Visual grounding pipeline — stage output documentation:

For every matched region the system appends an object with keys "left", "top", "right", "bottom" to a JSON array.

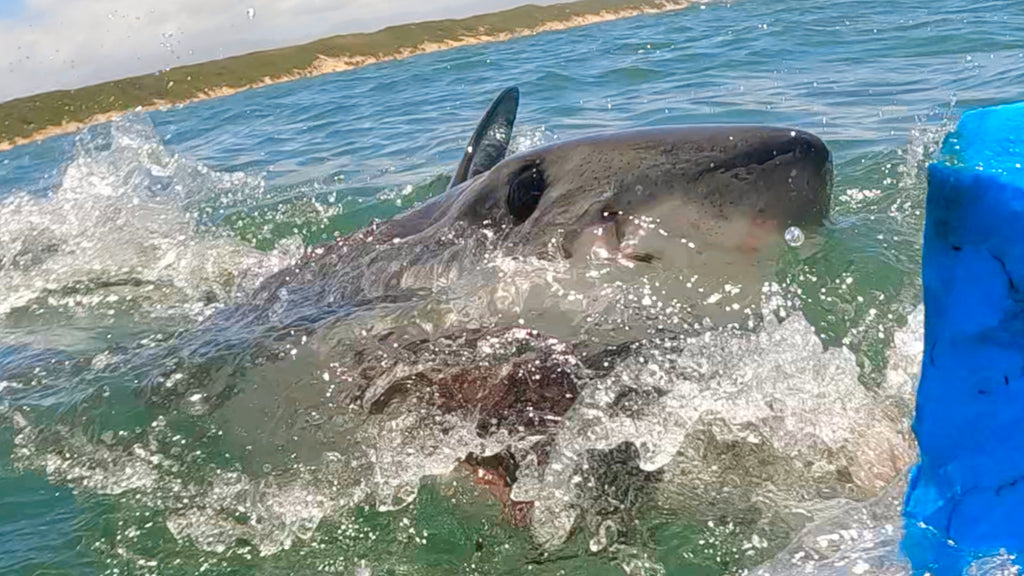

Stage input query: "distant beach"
[{"left": 0, "top": 0, "right": 692, "bottom": 152}]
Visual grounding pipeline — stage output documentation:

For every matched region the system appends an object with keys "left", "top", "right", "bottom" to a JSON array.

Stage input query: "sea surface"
[{"left": 2, "top": 0, "right": 1024, "bottom": 574}]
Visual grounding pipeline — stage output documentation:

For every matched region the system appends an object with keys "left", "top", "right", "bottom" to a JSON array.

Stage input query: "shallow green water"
[{"left": 1, "top": 0, "right": 1023, "bottom": 574}]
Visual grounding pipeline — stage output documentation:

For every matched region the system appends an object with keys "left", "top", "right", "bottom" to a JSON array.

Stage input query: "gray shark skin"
[{"left": 248, "top": 87, "right": 833, "bottom": 325}]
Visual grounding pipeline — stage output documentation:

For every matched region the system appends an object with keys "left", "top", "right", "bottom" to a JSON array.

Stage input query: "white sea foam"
[{"left": 0, "top": 116, "right": 300, "bottom": 321}]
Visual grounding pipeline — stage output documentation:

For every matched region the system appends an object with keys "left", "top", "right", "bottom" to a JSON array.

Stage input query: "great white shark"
[{"left": 155, "top": 87, "right": 837, "bottom": 530}]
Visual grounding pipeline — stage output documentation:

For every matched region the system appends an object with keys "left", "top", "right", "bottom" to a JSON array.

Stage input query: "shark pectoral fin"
[{"left": 449, "top": 86, "right": 519, "bottom": 189}]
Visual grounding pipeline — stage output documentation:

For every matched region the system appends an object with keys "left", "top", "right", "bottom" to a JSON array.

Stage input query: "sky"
[{"left": 0, "top": 0, "right": 554, "bottom": 103}]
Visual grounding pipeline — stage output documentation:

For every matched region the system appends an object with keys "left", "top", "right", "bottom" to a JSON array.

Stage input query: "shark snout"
[
  {"left": 790, "top": 130, "right": 829, "bottom": 161},
  {"left": 724, "top": 128, "right": 831, "bottom": 172},
  {"left": 735, "top": 127, "right": 834, "bottom": 227},
  {"left": 790, "top": 130, "right": 832, "bottom": 174}
]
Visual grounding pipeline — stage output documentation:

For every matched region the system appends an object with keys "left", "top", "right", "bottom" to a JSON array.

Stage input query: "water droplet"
[{"left": 785, "top": 226, "right": 805, "bottom": 247}]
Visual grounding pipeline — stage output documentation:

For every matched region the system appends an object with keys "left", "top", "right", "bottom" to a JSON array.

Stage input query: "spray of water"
[{"left": 0, "top": 116, "right": 301, "bottom": 324}]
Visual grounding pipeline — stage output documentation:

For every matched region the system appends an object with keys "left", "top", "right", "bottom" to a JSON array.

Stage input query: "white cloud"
[{"left": 0, "top": 0, "right": 550, "bottom": 102}]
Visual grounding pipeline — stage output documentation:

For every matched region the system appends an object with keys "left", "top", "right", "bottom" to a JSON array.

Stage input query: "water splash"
[
  {"left": 5, "top": 300, "right": 909, "bottom": 565},
  {"left": 0, "top": 116, "right": 301, "bottom": 323},
  {"left": 747, "top": 305, "right": 924, "bottom": 575},
  {"left": 514, "top": 309, "right": 917, "bottom": 550}
]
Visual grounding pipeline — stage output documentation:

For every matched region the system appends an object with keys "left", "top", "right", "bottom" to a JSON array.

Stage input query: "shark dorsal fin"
[{"left": 449, "top": 87, "right": 519, "bottom": 189}]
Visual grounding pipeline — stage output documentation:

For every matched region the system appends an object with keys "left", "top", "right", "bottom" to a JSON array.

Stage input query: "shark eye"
[{"left": 507, "top": 163, "right": 547, "bottom": 224}]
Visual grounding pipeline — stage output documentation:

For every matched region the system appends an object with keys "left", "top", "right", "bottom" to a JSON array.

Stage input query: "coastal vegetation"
[{"left": 0, "top": 0, "right": 691, "bottom": 150}]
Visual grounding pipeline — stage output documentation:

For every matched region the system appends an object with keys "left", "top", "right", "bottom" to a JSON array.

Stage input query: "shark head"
[{"left": 432, "top": 87, "right": 832, "bottom": 279}]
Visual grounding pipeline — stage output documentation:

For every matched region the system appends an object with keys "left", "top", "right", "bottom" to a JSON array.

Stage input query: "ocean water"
[{"left": 2, "top": 0, "right": 1024, "bottom": 574}]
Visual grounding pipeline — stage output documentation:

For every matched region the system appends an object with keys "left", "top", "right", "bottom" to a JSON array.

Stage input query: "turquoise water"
[{"left": 1, "top": 0, "right": 1024, "bottom": 574}]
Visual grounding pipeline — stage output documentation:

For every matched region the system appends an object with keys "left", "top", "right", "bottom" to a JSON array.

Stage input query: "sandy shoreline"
[{"left": 0, "top": 1, "right": 691, "bottom": 153}]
